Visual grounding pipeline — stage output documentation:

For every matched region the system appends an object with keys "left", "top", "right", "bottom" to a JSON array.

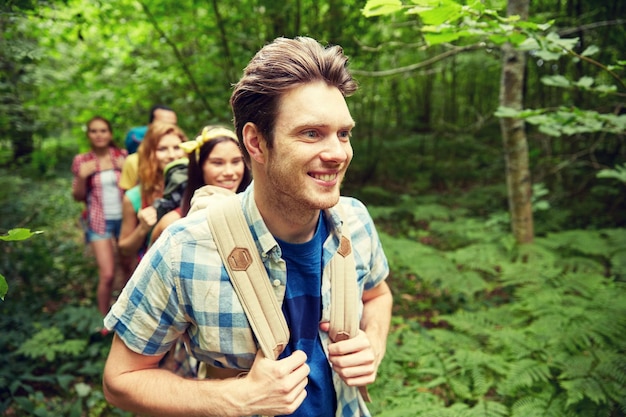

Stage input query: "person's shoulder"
[
  {"left": 110, "top": 147, "right": 127, "bottom": 157},
  {"left": 73, "top": 151, "right": 94, "bottom": 162},
  {"left": 161, "top": 208, "right": 212, "bottom": 246},
  {"left": 71, "top": 151, "right": 94, "bottom": 171},
  {"left": 335, "top": 196, "right": 377, "bottom": 234},
  {"left": 338, "top": 196, "right": 369, "bottom": 214}
]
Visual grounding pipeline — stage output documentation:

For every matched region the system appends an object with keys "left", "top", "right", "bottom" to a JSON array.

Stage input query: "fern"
[
  {"left": 463, "top": 400, "right": 509, "bottom": 417},
  {"left": 447, "top": 242, "right": 508, "bottom": 276},
  {"left": 499, "top": 358, "right": 552, "bottom": 394},
  {"left": 538, "top": 229, "right": 615, "bottom": 258},
  {"left": 16, "top": 326, "right": 87, "bottom": 361},
  {"left": 511, "top": 392, "right": 578, "bottom": 417},
  {"left": 374, "top": 223, "right": 626, "bottom": 416}
]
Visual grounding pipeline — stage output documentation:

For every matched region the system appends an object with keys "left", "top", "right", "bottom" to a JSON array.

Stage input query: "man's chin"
[{"left": 310, "top": 192, "right": 340, "bottom": 210}]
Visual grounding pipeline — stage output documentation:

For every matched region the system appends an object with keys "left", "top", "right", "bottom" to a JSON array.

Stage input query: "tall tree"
[
  {"left": 499, "top": 0, "right": 533, "bottom": 243},
  {"left": 0, "top": 6, "right": 37, "bottom": 162}
]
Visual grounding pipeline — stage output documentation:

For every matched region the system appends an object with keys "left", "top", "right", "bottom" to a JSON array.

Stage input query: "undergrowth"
[
  {"left": 0, "top": 164, "right": 131, "bottom": 417},
  {"left": 368, "top": 196, "right": 626, "bottom": 416},
  {"left": 1, "top": 154, "right": 625, "bottom": 416}
]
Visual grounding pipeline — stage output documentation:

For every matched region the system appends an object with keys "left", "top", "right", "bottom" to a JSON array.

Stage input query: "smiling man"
[{"left": 102, "top": 36, "right": 392, "bottom": 417}]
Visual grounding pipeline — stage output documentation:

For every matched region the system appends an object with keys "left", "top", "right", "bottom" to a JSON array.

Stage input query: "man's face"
[
  {"left": 264, "top": 81, "right": 354, "bottom": 211},
  {"left": 153, "top": 109, "right": 177, "bottom": 125}
]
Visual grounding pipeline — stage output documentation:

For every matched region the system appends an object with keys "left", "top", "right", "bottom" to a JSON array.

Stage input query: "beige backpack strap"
[
  {"left": 207, "top": 196, "right": 370, "bottom": 401},
  {"left": 206, "top": 195, "right": 289, "bottom": 360},
  {"left": 328, "top": 204, "right": 359, "bottom": 342},
  {"left": 330, "top": 203, "right": 371, "bottom": 402}
]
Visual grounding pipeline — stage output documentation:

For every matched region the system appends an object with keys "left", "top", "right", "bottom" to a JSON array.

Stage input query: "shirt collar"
[{"left": 241, "top": 184, "right": 344, "bottom": 260}]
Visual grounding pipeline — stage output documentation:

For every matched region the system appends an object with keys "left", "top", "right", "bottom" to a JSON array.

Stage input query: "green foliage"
[
  {"left": 598, "top": 163, "right": 626, "bottom": 184},
  {"left": 16, "top": 326, "right": 88, "bottom": 362},
  {"left": 496, "top": 106, "right": 626, "bottom": 137},
  {"left": 369, "top": 198, "right": 626, "bottom": 416},
  {"left": 0, "top": 227, "right": 42, "bottom": 300},
  {"left": 0, "top": 165, "right": 129, "bottom": 416}
]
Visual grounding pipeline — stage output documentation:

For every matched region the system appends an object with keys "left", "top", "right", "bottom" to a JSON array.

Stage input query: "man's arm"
[
  {"left": 321, "top": 280, "right": 393, "bottom": 387},
  {"left": 103, "top": 334, "right": 310, "bottom": 417}
]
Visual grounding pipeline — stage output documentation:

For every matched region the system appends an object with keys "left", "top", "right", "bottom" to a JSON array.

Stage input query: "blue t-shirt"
[{"left": 276, "top": 214, "right": 336, "bottom": 417}]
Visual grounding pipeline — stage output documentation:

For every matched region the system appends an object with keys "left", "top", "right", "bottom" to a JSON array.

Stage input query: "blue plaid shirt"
[{"left": 104, "top": 186, "right": 389, "bottom": 417}]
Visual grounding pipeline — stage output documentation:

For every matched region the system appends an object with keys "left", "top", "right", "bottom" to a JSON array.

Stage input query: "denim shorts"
[{"left": 85, "top": 219, "right": 122, "bottom": 243}]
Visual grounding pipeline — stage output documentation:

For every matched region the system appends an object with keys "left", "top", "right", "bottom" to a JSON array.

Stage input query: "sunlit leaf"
[
  {"left": 534, "top": 49, "right": 564, "bottom": 61},
  {"left": 417, "top": 4, "right": 463, "bottom": 25},
  {"left": 575, "top": 76, "right": 594, "bottom": 89},
  {"left": 494, "top": 106, "right": 521, "bottom": 118},
  {"left": 0, "top": 228, "right": 43, "bottom": 241},
  {"left": 362, "top": 0, "right": 403, "bottom": 17},
  {"left": 423, "top": 30, "right": 463, "bottom": 45},
  {"left": 541, "top": 75, "right": 571, "bottom": 88},
  {"left": 518, "top": 37, "right": 540, "bottom": 51},
  {"left": 581, "top": 45, "right": 599, "bottom": 57}
]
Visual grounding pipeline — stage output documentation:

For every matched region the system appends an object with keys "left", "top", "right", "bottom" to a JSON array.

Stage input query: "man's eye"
[
  {"left": 338, "top": 130, "right": 352, "bottom": 139},
  {"left": 304, "top": 130, "right": 318, "bottom": 138}
]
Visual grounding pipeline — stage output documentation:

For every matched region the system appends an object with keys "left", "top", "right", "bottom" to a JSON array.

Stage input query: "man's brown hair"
[{"left": 230, "top": 36, "right": 358, "bottom": 164}]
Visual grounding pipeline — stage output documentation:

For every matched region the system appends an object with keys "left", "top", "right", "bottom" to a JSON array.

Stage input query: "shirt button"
[{"left": 272, "top": 279, "right": 281, "bottom": 287}]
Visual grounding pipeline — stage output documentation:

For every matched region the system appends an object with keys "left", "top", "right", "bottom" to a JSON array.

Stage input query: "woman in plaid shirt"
[{"left": 71, "top": 116, "right": 128, "bottom": 317}]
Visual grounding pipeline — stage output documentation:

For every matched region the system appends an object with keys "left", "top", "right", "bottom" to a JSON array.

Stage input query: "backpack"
[
  {"left": 153, "top": 158, "right": 189, "bottom": 221},
  {"left": 199, "top": 187, "right": 370, "bottom": 402}
]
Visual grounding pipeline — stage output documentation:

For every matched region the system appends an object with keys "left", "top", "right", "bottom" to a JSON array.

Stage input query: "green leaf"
[
  {"left": 518, "top": 37, "right": 540, "bottom": 51},
  {"left": 0, "top": 228, "right": 43, "bottom": 241},
  {"left": 75, "top": 381, "right": 92, "bottom": 397},
  {"left": 494, "top": 106, "right": 521, "bottom": 118},
  {"left": 581, "top": 45, "right": 599, "bottom": 57},
  {"left": 417, "top": 3, "right": 463, "bottom": 25},
  {"left": 574, "top": 76, "right": 594, "bottom": 89},
  {"left": 541, "top": 75, "right": 571, "bottom": 88},
  {"left": 423, "top": 30, "right": 463, "bottom": 45},
  {"left": 362, "top": 0, "right": 403, "bottom": 17},
  {"left": 545, "top": 31, "right": 579, "bottom": 50},
  {"left": 534, "top": 49, "right": 565, "bottom": 61},
  {"left": 0, "top": 274, "right": 7, "bottom": 301}
]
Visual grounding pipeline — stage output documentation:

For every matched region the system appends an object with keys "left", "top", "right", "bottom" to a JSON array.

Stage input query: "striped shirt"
[{"left": 104, "top": 185, "right": 389, "bottom": 417}]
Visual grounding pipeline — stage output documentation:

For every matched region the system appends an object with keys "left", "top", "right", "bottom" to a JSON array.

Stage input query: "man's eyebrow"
[{"left": 295, "top": 120, "right": 356, "bottom": 129}]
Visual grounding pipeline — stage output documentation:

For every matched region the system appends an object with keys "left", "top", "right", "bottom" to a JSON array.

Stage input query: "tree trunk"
[{"left": 499, "top": 0, "right": 534, "bottom": 243}]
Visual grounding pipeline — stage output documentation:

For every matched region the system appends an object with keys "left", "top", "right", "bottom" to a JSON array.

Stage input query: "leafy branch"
[
  {"left": 138, "top": 1, "right": 215, "bottom": 117},
  {"left": 0, "top": 228, "right": 42, "bottom": 300}
]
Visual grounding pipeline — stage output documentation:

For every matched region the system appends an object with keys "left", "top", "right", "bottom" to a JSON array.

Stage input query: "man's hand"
[
  {"left": 319, "top": 322, "right": 378, "bottom": 387},
  {"left": 238, "top": 349, "right": 309, "bottom": 416}
]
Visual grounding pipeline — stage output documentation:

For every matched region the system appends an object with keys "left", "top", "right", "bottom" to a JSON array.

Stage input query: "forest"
[{"left": 1, "top": 0, "right": 625, "bottom": 416}]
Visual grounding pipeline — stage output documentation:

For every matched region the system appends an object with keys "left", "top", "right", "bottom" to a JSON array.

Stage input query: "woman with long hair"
[{"left": 118, "top": 122, "right": 187, "bottom": 260}]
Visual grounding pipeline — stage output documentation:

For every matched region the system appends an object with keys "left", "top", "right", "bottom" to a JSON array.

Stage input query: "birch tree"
[{"left": 499, "top": 0, "right": 533, "bottom": 243}]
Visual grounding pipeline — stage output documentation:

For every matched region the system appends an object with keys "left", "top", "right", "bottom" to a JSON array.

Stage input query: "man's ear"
[{"left": 243, "top": 122, "right": 266, "bottom": 164}]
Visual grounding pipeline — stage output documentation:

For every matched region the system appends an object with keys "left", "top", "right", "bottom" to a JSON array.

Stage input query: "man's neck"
[{"left": 253, "top": 183, "right": 320, "bottom": 244}]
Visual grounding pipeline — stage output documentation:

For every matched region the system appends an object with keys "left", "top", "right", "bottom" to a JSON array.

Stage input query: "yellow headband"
[{"left": 179, "top": 126, "right": 239, "bottom": 158}]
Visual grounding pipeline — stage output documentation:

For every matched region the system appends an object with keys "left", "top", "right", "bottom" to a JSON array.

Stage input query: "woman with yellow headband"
[{"left": 149, "top": 125, "right": 252, "bottom": 247}]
